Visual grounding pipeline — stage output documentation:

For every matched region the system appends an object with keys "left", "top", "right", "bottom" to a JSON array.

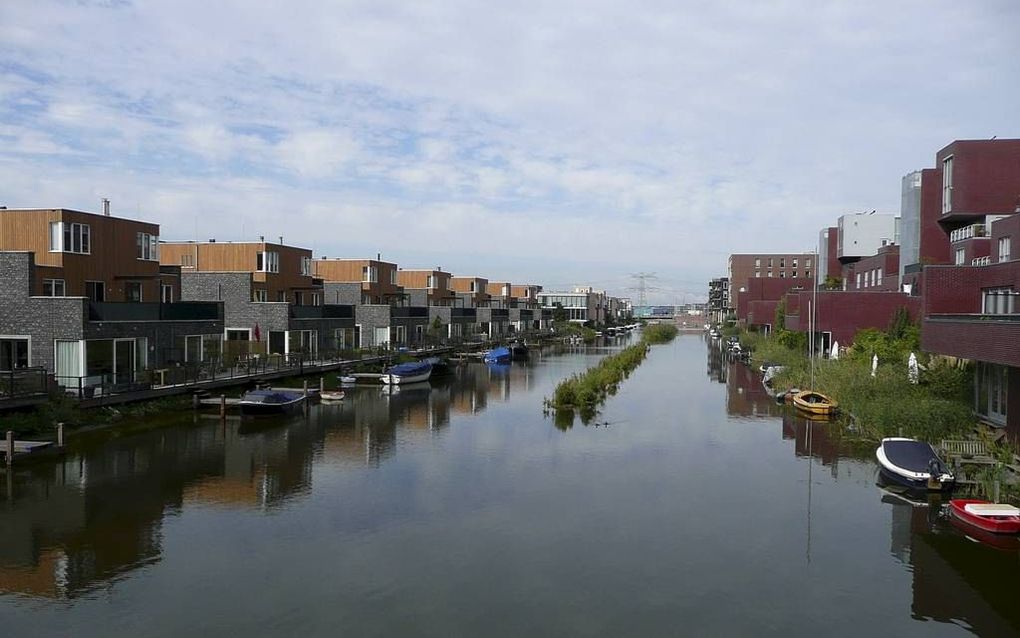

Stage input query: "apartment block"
[{"left": 728, "top": 253, "right": 815, "bottom": 313}]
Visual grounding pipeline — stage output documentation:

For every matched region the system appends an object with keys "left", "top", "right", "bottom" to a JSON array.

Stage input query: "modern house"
[
  {"left": 397, "top": 268, "right": 475, "bottom": 341},
  {"left": 160, "top": 239, "right": 354, "bottom": 356},
  {"left": 537, "top": 287, "right": 607, "bottom": 326},
  {"left": 0, "top": 207, "right": 223, "bottom": 392},
  {"left": 707, "top": 277, "right": 730, "bottom": 322},
  {"left": 510, "top": 284, "right": 549, "bottom": 330},
  {"left": 312, "top": 257, "right": 427, "bottom": 348}
]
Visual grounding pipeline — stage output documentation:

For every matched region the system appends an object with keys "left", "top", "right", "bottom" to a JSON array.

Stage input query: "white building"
[
  {"left": 538, "top": 287, "right": 607, "bottom": 325},
  {"left": 837, "top": 211, "right": 900, "bottom": 262}
]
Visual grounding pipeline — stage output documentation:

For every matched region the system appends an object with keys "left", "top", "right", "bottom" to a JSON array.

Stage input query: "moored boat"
[
  {"left": 949, "top": 499, "right": 1020, "bottom": 534},
  {"left": 875, "top": 437, "right": 955, "bottom": 491},
  {"left": 320, "top": 390, "right": 346, "bottom": 403},
  {"left": 421, "top": 357, "right": 454, "bottom": 376},
  {"left": 510, "top": 343, "right": 529, "bottom": 360},
  {"left": 239, "top": 389, "right": 306, "bottom": 416},
  {"left": 381, "top": 360, "right": 433, "bottom": 385},
  {"left": 792, "top": 390, "right": 837, "bottom": 415},
  {"left": 483, "top": 346, "right": 511, "bottom": 364}
]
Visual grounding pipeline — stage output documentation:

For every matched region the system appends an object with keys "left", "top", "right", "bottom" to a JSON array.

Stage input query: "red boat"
[{"left": 949, "top": 499, "right": 1020, "bottom": 534}]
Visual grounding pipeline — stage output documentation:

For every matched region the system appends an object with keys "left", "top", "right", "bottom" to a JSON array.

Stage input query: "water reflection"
[{"left": 0, "top": 358, "right": 544, "bottom": 600}]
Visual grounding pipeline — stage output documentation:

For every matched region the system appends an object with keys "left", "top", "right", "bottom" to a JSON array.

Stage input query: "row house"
[
  {"left": 511, "top": 284, "right": 551, "bottom": 330},
  {"left": 397, "top": 268, "right": 476, "bottom": 341},
  {"left": 0, "top": 208, "right": 223, "bottom": 393},
  {"left": 161, "top": 240, "right": 355, "bottom": 357},
  {"left": 727, "top": 253, "right": 816, "bottom": 314},
  {"left": 919, "top": 138, "right": 1020, "bottom": 434},
  {"left": 312, "top": 258, "right": 428, "bottom": 348}
]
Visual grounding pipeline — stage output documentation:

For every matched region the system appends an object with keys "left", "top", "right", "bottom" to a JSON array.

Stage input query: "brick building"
[{"left": 728, "top": 253, "right": 815, "bottom": 315}]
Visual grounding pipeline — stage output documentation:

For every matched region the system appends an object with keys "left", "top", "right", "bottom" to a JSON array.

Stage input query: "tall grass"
[
  {"left": 752, "top": 336, "right": 975, "bottom": 443},
  {"left": 547, "top": 323, "right": 678, "bottom": 425}
]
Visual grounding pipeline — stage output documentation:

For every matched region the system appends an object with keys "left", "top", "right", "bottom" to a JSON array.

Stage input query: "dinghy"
[
  {"left": 792, "top": 390, "right": 837, "bottom": 415},
  {"left": 949, "top": 499, "right": 1020, "bottom": 534}
]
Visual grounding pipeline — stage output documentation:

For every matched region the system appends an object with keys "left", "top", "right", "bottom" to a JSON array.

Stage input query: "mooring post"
[
  {"left": 192, "top": 393, "right": 201, "bottom": 410},
  {"left": 303, "top": 380, "right": 309, "bottom": 397},
  {"left": 57, "top": 423, "right": 64, "bottom": 448},
  {"left": 994, "top": 480, "right": 1001, "bottom": 504},
  {"left": 319, "top": 377, "right": 324, "bottom": 393},
  {"left": 5, "top": 431, "right": 13, "bottom": 466},
  {"left": 219, "top": 395, "right": 226, "bottom": 420}
]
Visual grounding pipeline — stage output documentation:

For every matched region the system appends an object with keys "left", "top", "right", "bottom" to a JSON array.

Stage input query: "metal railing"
[
  {"left": 971, "top": 256, "right": 991, "bottom": 266},
  {"left": 950, "top": 223, "right": 988, "bottom": 243},
  {"left": 0, "top": 367, "right": 49, "bottom": 399}
]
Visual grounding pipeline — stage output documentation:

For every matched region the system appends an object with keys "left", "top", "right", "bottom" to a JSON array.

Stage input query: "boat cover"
[
  {"left": 484, "top": 347, "right": 511, "bottom": 362},
  {"left": 882, "top": 439, "right": 941, "bottom": 473},
  {"left": 242, "top": 390, "right": 302, "bottom": 404},
  {"left": 386, "top": 361, "right": 432, "bottom": 377},
  {"left": 964, "top": 503, "right": 1020, "bottom": 516}
]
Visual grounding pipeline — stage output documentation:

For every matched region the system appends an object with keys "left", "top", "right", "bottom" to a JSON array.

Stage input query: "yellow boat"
[{"left": 792, "top": 390, "right": 838, "bottom": 415}]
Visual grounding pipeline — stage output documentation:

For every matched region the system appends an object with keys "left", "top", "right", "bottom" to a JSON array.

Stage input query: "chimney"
[
  {"left": 279, "top": 236, "right": 283, "bottom": 245},
  {"left": 259, "top": 235, "right": 264, "bottom": 242},
  {"left": 102, "top": 198, "right": 110, "bottom": 216},
  {"left": 377, "top": 252, "right": 381, "bottom": 261},
  {"left": 209, "top": 239, "right": 216, "bottom": 243}
]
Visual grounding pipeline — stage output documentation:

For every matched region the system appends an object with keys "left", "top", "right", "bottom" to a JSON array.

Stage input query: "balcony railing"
[
  {"left": 451, "top": 307, "right": 477, "bottom": 320},
  {"left": 0, "top": 367, "right": 48, "bottom": 400},
  {"left": 290, "top": 304, "right": 355, "bottom": 319},
  {"left": 972, "top": 256, "right": 991, "bottom": 266},
  {"left": 89, "top": 301, "right": 222, "bottom": 322},
  {"left": 950, "top": 223, "right": 988, "bottom": 243},
  {"left": 391, "top": 306, "right": 429, "bottom": 318}
]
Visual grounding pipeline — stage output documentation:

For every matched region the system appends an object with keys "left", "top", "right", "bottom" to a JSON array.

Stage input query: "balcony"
[
  {"left": 89, "top": 301, "right": 222, "bottom": 322},
  {"left": 392, "top": 306, "right": 428, "bottom": 319},
  {"left": 950, "top": 223, "right": 988, "bottom": 243},
  {"left": 923, "top": 314, "right": 1020, "bottom": 367},
  {"left": 972, "top": 256, "right": 991, "bottom": 266},
  {"left": 451, "top": 307, "right": 477, "bottom": 321},
  {"left": 289, "top": 304, "right": 354, "bottom": 319}
]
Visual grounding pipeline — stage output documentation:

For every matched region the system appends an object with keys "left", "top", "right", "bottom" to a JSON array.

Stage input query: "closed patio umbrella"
[
  {"left": 871, "top": 354, "right": 878, "bottom": 378},
  {"left": 908, "top": 352, "right": 919, "bottom": 384},
  {"left": 830, "top": 341, "right": 839, "bottom": 360}
]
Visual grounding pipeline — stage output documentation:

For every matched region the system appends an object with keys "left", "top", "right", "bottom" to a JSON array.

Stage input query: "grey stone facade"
[
  {"left": 0, "top": 252, "right": 224, "bottom": 374},
  {"left": 324, "top": 282, "right": 362, "bottom": 305},
  {"left": 355, "top": 304, "right": 392, "bottom": 348}
]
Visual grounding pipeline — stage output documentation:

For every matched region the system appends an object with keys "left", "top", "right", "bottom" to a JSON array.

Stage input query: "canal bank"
[{"left": 2, "top": 335, "right": 1019, "bottom": 636}]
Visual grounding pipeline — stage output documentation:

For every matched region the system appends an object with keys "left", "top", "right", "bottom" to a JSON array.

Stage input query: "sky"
[{"left": 1, "top": 1, "right": 1018, "bottom": 304}]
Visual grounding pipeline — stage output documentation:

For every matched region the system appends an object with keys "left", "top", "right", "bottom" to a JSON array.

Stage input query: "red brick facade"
[
  {"left": 728, "top": 253, "right": 815, "bottom": 314},
  {"left": 736, "top": 276, "right": 813, "bottom": 324},
  {"left": 936, "top": 139, "right": 1020, "bottom": 226},
  {"left": 844, "top": 245, "right": 900, "bottom": 292},
  {"left": 785, "top": 291, "right": 921, "bottom": 344}
]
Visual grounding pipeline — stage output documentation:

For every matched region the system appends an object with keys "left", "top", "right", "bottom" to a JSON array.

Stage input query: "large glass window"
[
  {"left": 0, "top": 338, "right": 29, "bottom": 370},
  {"left": 49, "top": 222, "right": 90, "bottom": 253},
  {"left": 137, "top": 232, "right": 159, "bottom": 260},
  {"left": 86, "top": 281, "right": 105, "bottom": 302},
  {"left": 42, "top": 279, "right": 65, "bottom": 296},
  {"left": 257, "top": 251, "right": 279, "bottom": 273},
  {"left": 125, "top": 281, "right": 143, "bottom": 302},
  {"left": 942, "top": 156, "right": 953, "bottom": 214},
  {"left": 999, "top": 236, "right": 1011, "bottom": 262}
]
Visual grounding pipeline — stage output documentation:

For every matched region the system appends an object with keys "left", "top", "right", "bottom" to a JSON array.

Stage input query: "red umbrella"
[{"left": 253, "top": 323, "right": 261, "bottom": 342}]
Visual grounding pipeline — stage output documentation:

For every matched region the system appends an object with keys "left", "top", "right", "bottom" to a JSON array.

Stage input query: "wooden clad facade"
[
  {"left": 397, "top": 269, "right": 456, "bottom": 306},
  {"left": 161, "top": 241, "right": 320, "bottom": 304},
  {"left": 312, "top": 259, "right": 403, "bottom": 304},
  {"left": 511, "top": 284, "right": 542, "bottom": 308},
  {"left": 0, "top": 208, "right": 173, "bottom": 301},
  {"left": 450, "top": 276, "right": 491, "bottom": 307}
]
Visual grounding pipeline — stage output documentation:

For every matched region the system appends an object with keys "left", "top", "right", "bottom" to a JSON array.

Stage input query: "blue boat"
[
  {"left": 483, "top": 346, "right": 511, "bottom": 364},
  {"left": 238, "top": 389, "right": 306, "bottom": 416},
  {"left": 382, "top": 360, "right": 433, "bottom": 385}
]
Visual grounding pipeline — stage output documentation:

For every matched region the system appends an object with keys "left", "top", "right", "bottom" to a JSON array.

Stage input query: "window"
[
  {"left": 469, "top": 280, "right": 476, "bottom": 292},
  {"left": 125, "top": 282, "right": 143, "bottom": 302},
  {"left": 983, "top": 287, "right": 1017, "bottom": 315},
  {"left": 804, "top": 271, "right": 810, "bottom": 278},
  {"left": 779, "top": 271, "right": 786, "bottom": 278},
  {"left": 754, "top": 258, "right": 761, "bottom": 268},
  {"left": 942, "top": 156, "right": 953, "bottom": 214},
  {"left": 161, "top": 283, "right": 174, "bottom": 303},
  {"left": 257, "top": 251, "right": 279, "bottom": 273},
  {"left": 856, "top": 273, "right": 862, "bottom": 289},
  {"left": 300, "top": 257, "right": 312, "bottom": 276},
  {"left": 49, "top": 222, "right": 90, "bottom": 254},
  {"left": 390, "top": 270, "right": 397, "bottom": 285},
  {"left": 768, "top": 258, "right": 774, "bottom": 268},
  {"left": 0, "top": 338, "right": 30, "bottom": 371},
  {"left": 311, "top": 292, "right": 321, "bottom": 306},
  {"left": 86, "top": 281, "right": 105, "bottom": 302},
  {"left": 294, "top": 291, "right": 304, "bottom": 306},
  {"left": 779, "top": 258, "right": 785, "bottom": 268},
  {"left": 362, "top": 265, "right": 377, "bottom": 283},
  {"left": 253, "top": 289, "right": 268, "bottom": 302},
  {"left": 955, "top": 248, "right": 965, "bottom": 265},
  {"left": 876, "top": 268, "right": 883, "bottom": 286},
  {"left": 792, "top": 258, "right": 798, "bottom": 268},
  {"left": 277, "top": 290, "right": 285, "bottom": 302},
  {"left": 427, "top": 275, "right": 435, "bottom": 289},
  {"left": 754, "top": 270, "right": 761, "bottom": 278},
  {"left": 137, "top": 232, "right": 159, "bottom": 260},
  {"left": 42, "top": 279, "right": 65, "bottom": 296},
  {"left": 181, "top": 253, "right": 194, "bottom": 267},
  {"left": 767, "top": 270, "right": 773, "bottom": 278},
  {"left": 805, "top": 258, "right": 812, "bottom": 268},
  {"left": 999, "top": 236, "right": 1011, "bottom": 262}
]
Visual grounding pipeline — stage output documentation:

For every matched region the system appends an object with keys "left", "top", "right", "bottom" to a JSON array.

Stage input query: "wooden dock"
[{"left": 3, "top": 430, "right": 58, "bottom": 465}]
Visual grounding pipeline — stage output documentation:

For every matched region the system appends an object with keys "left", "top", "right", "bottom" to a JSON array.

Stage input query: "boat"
[
  {"left": 792, "top": 390, "right": 838, "bottom": 415},
  {"left": 510, "top": 343, "right": 529, "bottom": 360},
  {"left": 949, "top": 499, "right": 1020, "bottom": 534},
  {"left": 381, "top": 360, "right": 433, "bottom": 385},
  {"left": 421, "top": 357, "right": 454, "bottom": 377},
  {"left": 320, "top": 390, "right": 346, "bottom": 403},
  {"left": 338, "top": 375, "right": 357, "bottom": 385},
  {"left": 238, "top": 389, "right": 306, "bottom": 416},
  {"left": 483, "top": 346, "right": 511, "bottom": 364},
  {"left": 875, "top": 437, "right": 955, "bottom": 491}
]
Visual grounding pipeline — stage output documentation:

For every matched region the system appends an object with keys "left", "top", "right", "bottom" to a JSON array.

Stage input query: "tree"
[
  {"left": 774, "top": 298, "right": 786, "bottom": 332},
  {"left": 552, "top": 302, "right": 568, "bottom": 323},
  {"left": 427, "top": 315, "right": 445, "bottom": 344},
  {"left": 823, "top": 276, "right": 842, "bottom": 290}
]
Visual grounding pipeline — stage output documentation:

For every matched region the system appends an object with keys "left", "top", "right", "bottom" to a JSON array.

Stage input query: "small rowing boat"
[
  {"left": 949, "top": 499, "right": 1020, "bottom": 535},
  {"left": 320, "top": 390, "right": 346, "bottom": 403},
  {"left": 792, "top": 390, "right": 837, "bottom": 415}
]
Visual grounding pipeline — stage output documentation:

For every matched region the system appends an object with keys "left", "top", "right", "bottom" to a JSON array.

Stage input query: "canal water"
[{"left": 1, "top": 335, "right": 1017, "bottom": 636}]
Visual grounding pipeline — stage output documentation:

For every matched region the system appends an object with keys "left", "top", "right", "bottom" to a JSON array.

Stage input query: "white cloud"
[{"left": 0, "top": 0, "right": 1018, "bottom": 301}]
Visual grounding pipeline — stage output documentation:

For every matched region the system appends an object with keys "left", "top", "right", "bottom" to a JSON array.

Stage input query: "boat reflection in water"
[{"left": 0, "top": 360, "right": 537, "bottom": 601}]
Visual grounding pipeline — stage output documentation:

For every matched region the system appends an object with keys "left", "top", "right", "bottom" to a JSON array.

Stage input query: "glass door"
[{"left": 114, "top": 339, "right": 135, "bottom": 384}]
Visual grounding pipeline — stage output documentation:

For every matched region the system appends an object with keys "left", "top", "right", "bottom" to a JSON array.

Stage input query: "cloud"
[{"left": 0, "top": 0, "right": 1018, "bottom": 302}]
